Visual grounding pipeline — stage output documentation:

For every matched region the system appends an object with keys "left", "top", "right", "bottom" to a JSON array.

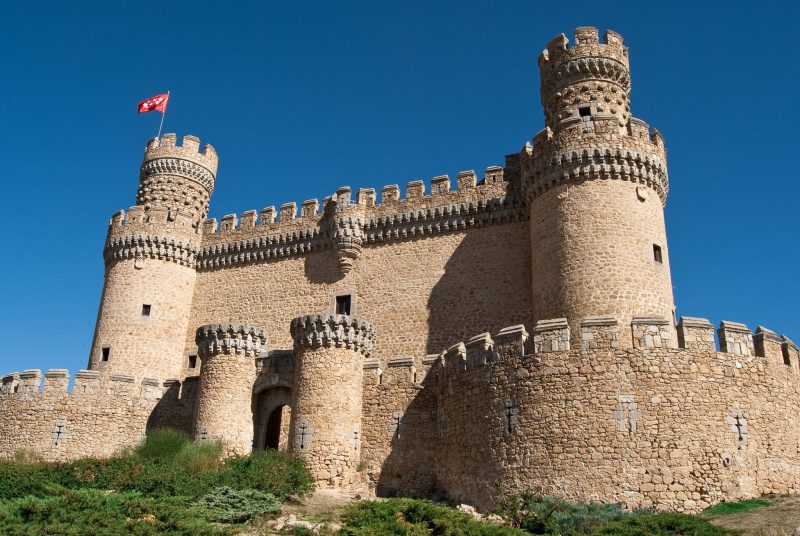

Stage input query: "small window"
[
  {"left": 336, "top": 295, "right": 352, "bottom": 316},
  {"left": 188, "top": 355, "right": 198, "bottom": 369},
  {"left": 653, "top": 244, "right": 663, "bottom": 263},
  {"left": 141, "top": 304, "right": 151, "bottom": 317},
  {"left": 101, "top": 347, "right": 110, "bottom": 362},
  {"left": 579, "top": 106, "right": 592, "bottom": 117}
]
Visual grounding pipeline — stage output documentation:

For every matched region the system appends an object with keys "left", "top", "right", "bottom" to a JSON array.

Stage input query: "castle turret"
[
  {"left": 288, "top": 314, "right": 376, "bottom": 488},
  {"left": 524, "top": 28, "right": 674, "bottom": 345},
  {"left": 87, "top": 134, "right": 218, "bottom": 382},
  {"left": 194, "top": 323, "right": 267, "bottom": 455}
]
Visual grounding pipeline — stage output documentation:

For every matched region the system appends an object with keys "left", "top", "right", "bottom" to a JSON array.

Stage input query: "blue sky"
[{"left": 1, "top": 1, "right": 797, "bottom": 375}]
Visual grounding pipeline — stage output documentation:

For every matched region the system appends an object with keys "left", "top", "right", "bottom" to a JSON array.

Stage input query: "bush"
[
  {"left": 492, "top": 493, "right": 627, "bottom": 534},
  {"left": 199, "top": 486, "right": 281, "bottom": 523},
  {"left": 596, "top": 511, "right": 733, "bottom": 535},
  {"left": 0, "top": 486, "right": 229, "bottom": 535},
  {"left": 220, "top": 450, "right": 315, "bottom": 500},
  {"left": 339, "top": 498, "right": 528, "bottom": 535}
]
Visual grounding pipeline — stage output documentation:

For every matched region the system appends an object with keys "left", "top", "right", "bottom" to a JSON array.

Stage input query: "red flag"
[{"left": 138, "top": 93, "right": 169, "bottom": 113}]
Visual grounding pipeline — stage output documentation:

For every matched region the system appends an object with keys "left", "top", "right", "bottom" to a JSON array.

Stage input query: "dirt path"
[{"left": 706, "top": 496, "right": 800, "bottom": 535}]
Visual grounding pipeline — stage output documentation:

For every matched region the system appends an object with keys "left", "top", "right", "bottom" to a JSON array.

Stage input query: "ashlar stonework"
[{"left": 1, "top": 27, "right": 799, "bottom": 514}]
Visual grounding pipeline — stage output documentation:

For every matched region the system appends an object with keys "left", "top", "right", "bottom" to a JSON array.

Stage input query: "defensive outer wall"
[{"left": 1, "top": 27, "right": 799, "bottom": 513}]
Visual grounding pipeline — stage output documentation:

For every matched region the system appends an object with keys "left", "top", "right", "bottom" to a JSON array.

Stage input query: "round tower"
[
  {"left": 524, "top": 27, "right": 674, "bottom": 346},
  {"left": 194, "top": 324, "right": 267, "bottom": 455},
  {"left": 289, "top": 314, "right": 376, "bottom": 488},
  {"left": 88, "top": 134, "right": 218, "bottom": 381}
]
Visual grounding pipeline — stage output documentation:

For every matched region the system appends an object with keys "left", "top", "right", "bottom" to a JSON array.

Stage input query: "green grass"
[{"left": 703, "top": 498, "right": 774, "bottom": 516}]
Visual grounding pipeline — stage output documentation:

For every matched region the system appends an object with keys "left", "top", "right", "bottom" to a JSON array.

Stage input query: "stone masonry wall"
[
  {"left": 435, "top": 319, "right": 800, "bottom": 513},
  {"left": 0, "top": 370, "right": 162, "bottom": 461}
]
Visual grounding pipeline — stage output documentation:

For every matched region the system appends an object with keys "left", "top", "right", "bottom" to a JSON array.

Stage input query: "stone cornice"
[
  {"left": 140, "top": 157, "right": 215, "bottom": 192},
  {"left": 104, "top": 234, "right": 200, "bottom": 268},
  {"left": 527, "top": 147, "right": 668, "bottom": 205},
  {"left": 290, "top": 314, "right": 376, "bottom": 356},
  {"left": 195, "top": 323, "right": 268, "bottom": 358},
  {"left": 197, "top": 228, "right": 329, "bottom": 270}
]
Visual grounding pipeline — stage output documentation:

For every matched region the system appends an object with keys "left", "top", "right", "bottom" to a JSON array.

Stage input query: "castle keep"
[{"left": 2, "top": 27, "right": 799, "bottom": 513}]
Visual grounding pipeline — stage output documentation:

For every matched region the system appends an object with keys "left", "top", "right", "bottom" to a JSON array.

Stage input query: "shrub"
[
  {"left": 0, "top": 486, "right": 229, "bottom": 535},
  {"left": 492, "top": 493, "right": 627, "bottom": 534},
  {"left": 199, "top": 486, "right": 281, "bottom": 523},
  {"left": 339, "top": 498, "right": 528, "bottom": 535},
  {"left": 219, "top": 450, "right": 315, "bottom": 500},
  {"left": 596, "top": 511, "right": 733, "bottom": 535}
]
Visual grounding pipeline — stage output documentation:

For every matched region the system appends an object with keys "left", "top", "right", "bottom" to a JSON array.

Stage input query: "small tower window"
[
  {"left": 653, "top": 244, "right": 663, "bottom": 263},
  {"left": 101, "top": 347, "right": 110, "bottom": 362},
  {"left": 579, "top": 106, "right": 592, "bottom": 117},
  {"left": 336, "top": 295, "right": 352, "bottom": 316},
  {"left": 141, "top": 304, "right": 151, "bottom": 317},
  {"left": 188, "top": 355, "right": 198, "bottom": 369}
]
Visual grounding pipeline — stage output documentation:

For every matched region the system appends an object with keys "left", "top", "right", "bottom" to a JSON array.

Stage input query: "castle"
[{"left": 1, "top": 27, "right": 799, "bottom": 514}]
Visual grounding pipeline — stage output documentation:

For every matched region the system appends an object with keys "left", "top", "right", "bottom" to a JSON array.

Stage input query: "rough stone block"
[
  {"left": 533, "top": 318, "right": 570, "bottom": 353},
  {"left": 301, "top": 199, "right": 319, "bottom": 218},
  {"left": 19, "top": 369, "right": 42, "bottom": 393},
  {"left": 631, "top": 316, "right": 674, "bottom": 349},
  {"left": 406, "top": 180, "right": 424, "bottom": 199},
  {"left": 494, "top": 324, "right": 529, "bottom": 360},
  {"left": 381, "top": 184, "right": 400, "bottom": 203},
  {"left": 580, "top": 316, "right": 619, "bottom": 350},
  {"left": 677, "top": 317, "right": 715, "bottom": 351},
  {"left": 202, "top": 218, "right": 218, "bottom": 234},
  {"left": 279, "top": 203, "right": 297, "bottom": 222},
  {"left": 43, "top": 369, "right": 70, "bottom": 392},
  {"left": 782, "top": 336, "right": 799, "bottom": 370},
  {"left": 457, "top": 170, "right": 477, "bottom": 190},
  {"left": 220, "top": 213, "right": 238, "bottom": 232},
  {"left": 260, "top": 206, "right": 276, "bottom": 225},
  {"left": 387, "top": 356, "right": 416, "bottom": 383},
  {"left": 753, "top": 326, "right": 783, "bottom": 362},
  {"left": 356, "top": 188, "right": 376, "bottom": 206},
  {"left": 465, "top": 333, "right": 493, "bottom": 367},
  {"left": 484, "top": 166, "right": 504, "bottom": 184},
  {"left": 718, "top": 321, "right": 753, "bottom": 356},
  {"left": 431, "top": 175, "right": 450, "bottom": 194},
  {"left": 239, "top": 210, "right": 257, "bottom": 229}
]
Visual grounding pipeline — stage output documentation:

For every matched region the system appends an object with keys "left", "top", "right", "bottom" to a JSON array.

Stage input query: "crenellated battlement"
[
  {"left": 195, "top": 167, "right": 525, "bottom": 270},
  {"left": 143, "top": 134, "right": 218, "bottom": 177},
  {"left": 0, "top": 368, "right": 165, "bottom": 400},
  {"left": 434, "top": 316, "right": 800, "bottom": 378},
  {"left": 291, "top": 314, "right": 376, "bottom": 356}
]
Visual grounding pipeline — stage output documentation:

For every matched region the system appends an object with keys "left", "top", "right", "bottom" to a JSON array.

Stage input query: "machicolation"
[{"left": 2, "top": 27, "right": 799, "bottom": 513}]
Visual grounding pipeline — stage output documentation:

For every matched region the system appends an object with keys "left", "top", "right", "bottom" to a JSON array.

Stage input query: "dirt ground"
[{"left": 706, "top": 496, "right": 800, "bottom": 535}]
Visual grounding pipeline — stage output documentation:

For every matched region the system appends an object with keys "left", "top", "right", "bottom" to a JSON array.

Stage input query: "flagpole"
[{"left": 156, "top": 90, "right": 170, "bottom": 139}]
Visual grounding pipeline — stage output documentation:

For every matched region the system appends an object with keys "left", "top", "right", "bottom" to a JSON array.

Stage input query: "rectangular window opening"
[
  {"left": 141, "top": 304, "right": 151, "bottom": 317},
  {"left": 101, "top": 347, "right": 110, "bottom": 362},
  {"left": 579, "top": 106, "right": 592, "bottom": 117},
  {"left": 188, "top": 355, "right": 198, "bottom": 369},
  {"left": 336, "top": 295, "right": 352, "bottom": 316},
  {"left": 653, "top": 244, "right": 663, "bottom": 263}
]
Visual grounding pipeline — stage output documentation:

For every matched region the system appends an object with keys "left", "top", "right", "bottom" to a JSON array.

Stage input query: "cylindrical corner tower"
[
  {"left": 524, "top": 27, "right": 675, "bottom": 345},
  {"left": 289, "top": 314, "right": 376, "bottom": 488},
  {"left": 88, "top": 134, "right": 218, "bottom": 382},
  {"left": 194, "top": 324, "right": 267, "bottom": 456}
]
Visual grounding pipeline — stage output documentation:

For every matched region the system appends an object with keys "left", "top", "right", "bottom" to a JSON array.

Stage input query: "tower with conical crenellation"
[
  {"left": 87, "top": 134, "right": 218, "bottom": 382},
  {"left": 523, "top": 27, "right": 675, "bottom": 346}
]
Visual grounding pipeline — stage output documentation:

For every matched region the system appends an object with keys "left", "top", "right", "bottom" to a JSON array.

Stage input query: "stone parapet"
[
  {"left": 718, "top": 321, "right": 754, "bottom": 357},
  {"left": 290, "top": 314, "right": 376, "bottom": 357},
  {"left": 677, "top": 317, "right": 716, "bottom": 351},
  {"left": 580, "top": 316, "right": 620, "bottom": 350},
  {"left": 631, "top": 316, "right": 674, "bottom": 349},
  {"left": 754, "top": 326, "right": 783, "bottom": 362},
  {"left": 532, "top": 318, "right": 570, "bottom": 353},
  {"left": 104, "top": 232, "right": 200, "bottom": 269}
]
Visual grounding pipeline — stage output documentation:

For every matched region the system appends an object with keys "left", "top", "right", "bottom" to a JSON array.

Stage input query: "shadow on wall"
[
  {"left": 375, "top": 224, "right": 533, "bottom": 497},
  {"left": 146, "top": 377, "right": 199, "bottom": 436},
  {"left": 425, "top": 223, "right": 532, "bottom": 355}
]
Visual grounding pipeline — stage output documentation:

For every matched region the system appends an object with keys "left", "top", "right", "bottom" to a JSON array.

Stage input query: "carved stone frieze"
[
  {"left": 104, "top": 234, "right": 199, "bottom": 268},
  {"left": 195, "top": 323, "right": 268, "bottom": 358},
  {"left": 290, "top": 314, "right": 376, "bottom": 356}
]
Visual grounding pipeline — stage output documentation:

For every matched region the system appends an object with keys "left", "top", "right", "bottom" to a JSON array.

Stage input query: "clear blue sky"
[{"left": 1, "top": 1, "right": 797, "bottom": 376}]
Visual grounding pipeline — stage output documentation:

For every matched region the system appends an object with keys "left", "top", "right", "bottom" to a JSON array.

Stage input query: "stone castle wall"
[
  {"left": 0, "top": 370, "right": 196, "bottom": 461},
  {"left": 184, "top": 174, "right": 532, "bottom": 374},
  {"left": 434, "top": 318, "right": 800, "bottom": 513}
]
